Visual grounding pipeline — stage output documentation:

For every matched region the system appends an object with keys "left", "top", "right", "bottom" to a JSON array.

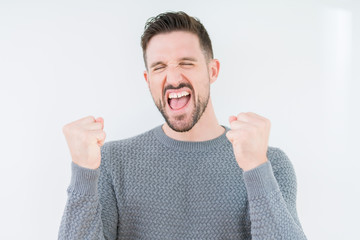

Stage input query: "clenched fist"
[
  {"left": 62, "top": 116, "right": 106, "bottom": 169},
  {"left": 226, "top": 112, "right": 270, "bottom": 171}
]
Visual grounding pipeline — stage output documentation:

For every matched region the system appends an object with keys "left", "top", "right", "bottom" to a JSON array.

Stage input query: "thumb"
[
  {"left": 95, "top": 117, "right": 104, "bottom": 129},
  {"left": 225, "top": 130, "right": 235, "bottom": 143},
  {"left": 228, "top": 115, "right": 237, "bottom": 124}
]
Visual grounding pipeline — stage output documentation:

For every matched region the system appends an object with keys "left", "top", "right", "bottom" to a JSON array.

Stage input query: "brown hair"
[{"left": 141, "top": 11, "right": 214, "bottom": 68}]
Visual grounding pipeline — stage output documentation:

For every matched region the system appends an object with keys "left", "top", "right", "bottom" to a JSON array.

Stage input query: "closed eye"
[
  {"left": 153, "top": 65, "right": 166, "bottom": 71},
  {"left": 179, "top": 62, "right": 194, "bottom": 67}
]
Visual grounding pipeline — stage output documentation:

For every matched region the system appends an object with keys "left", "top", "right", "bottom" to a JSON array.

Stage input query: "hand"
[
  {"left": 226, "top": 112, "right": 270, "bottom": 171},
  {"left": 62, "top": 115, "right": 106, "bottom": 169}
]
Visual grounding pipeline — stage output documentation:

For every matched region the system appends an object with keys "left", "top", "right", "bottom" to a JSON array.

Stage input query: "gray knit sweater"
[{"left": 58, "top": 125, "right": 307, "bottom": 239}]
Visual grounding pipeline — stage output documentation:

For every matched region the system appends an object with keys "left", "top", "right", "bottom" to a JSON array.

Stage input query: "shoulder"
[
  {"left": 267, "top": 147, "right": 293, "bottom": 169},
  {"left": 267, "top": 147, "right": 299, "bottom": 206},
  {"left": 267, "top": 147, "right": 297, "bottom": 184}
]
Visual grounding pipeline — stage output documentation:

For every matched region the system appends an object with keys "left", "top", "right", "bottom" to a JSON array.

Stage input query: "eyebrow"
[
  {"left": 179, "top": 57, "right": 197, "bottom": 62},
  {"left": 149, "top": 57, "right": 197, "bottom": 69}
]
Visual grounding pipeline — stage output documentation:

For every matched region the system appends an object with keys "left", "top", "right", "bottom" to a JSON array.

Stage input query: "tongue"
[{"left": 169, "top": 95, "right": 190, "bottom": 110}]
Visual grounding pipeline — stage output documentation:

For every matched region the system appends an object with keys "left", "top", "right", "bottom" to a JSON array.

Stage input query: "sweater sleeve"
[
  {"left": 58, "top": 142, "right": 118, "bottom": 240},
  {"left": 243, "top": 148, "right": 307, "bottom": 240}
]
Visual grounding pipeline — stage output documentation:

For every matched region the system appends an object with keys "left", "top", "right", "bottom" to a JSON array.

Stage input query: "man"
[{"left": 59, "top": 11, "right": 307, "bottom": 239}]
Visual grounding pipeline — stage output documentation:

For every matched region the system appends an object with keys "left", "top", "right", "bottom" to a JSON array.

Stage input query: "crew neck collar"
[{"left": 152, "top": 125, "right": 230, "bottom": 152}]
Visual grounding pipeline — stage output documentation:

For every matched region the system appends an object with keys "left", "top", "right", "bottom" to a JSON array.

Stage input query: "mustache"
[{"left": 163, "top": 83, "right": 194, "bottom": 96}]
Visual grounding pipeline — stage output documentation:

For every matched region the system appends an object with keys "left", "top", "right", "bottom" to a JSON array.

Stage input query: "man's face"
[{"left": 144, "top": 31, "right": 218, "bottom": 132}]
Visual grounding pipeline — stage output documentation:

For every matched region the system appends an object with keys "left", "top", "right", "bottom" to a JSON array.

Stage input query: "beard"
[{"left": 154, "top": 83, "right": 210, "bottom": 132}]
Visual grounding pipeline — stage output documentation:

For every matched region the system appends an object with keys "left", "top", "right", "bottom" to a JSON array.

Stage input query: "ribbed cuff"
[
  {"left": 68, "top": 161, "right": 100, "bottom": 196},
  {"left": 243, "top": 161, "right": 280, "bottom": 199}
]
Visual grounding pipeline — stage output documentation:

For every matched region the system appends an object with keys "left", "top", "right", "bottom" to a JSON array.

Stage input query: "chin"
[
  {"left": 166, "top": 116, "right": 196, "bottom": 133},
  {"left": 168, "top": 125, "right": 195, "bottom": 133}
]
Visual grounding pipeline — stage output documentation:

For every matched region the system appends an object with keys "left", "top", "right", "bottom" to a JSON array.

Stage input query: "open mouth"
[{"left": 167, "top": 91, "right": 191, "bottom": 110}]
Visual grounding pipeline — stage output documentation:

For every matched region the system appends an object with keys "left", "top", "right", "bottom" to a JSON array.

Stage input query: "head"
[
  {"left": 141, "top": 11, "right": 214, "bottom": 69},
  {"left": 141, "top": 12, "right": 220, "bottom": 132}
]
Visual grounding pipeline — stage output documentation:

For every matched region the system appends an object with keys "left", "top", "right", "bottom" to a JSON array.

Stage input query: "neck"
[{"left": 162, "top": 98, "right": 224, "bottom": 142}]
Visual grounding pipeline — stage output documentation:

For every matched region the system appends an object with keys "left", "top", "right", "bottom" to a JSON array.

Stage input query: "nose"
[{"left": 165, "top": 64, "right": 184, "bottom": 86}]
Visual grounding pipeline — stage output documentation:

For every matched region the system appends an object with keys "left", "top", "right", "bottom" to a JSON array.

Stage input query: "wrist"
[
  {"left": 68, "top": 161, "right": 100, "bottom": 195},
  {"left": 239, "top": 157, "right": 268, "bottom": 171}
]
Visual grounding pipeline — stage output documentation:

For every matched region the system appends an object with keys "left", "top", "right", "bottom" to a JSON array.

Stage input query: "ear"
[
  {"left": 209, "top": 59, "right": 220, "bottom": 84},
  {"left": 144, "top": 70, "right": 150, "bottom": 87}
]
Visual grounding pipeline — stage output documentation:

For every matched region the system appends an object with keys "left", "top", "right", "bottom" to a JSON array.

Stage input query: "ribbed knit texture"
[{"left": 58, "top": 125, "right": 307, "bottom": 240}]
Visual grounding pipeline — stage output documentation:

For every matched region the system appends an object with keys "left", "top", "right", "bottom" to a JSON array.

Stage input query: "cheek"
[
  {"left": 193, "top": 72, "right": 210, "bottom": 93},
  {"left": 148, "top": 78, "right": 164, "bottom": 99}
]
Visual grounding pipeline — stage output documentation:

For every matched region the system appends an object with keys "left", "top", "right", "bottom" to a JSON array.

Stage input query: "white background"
[{"left": 0, "top": 0, "right": 359, "bottom": 239}]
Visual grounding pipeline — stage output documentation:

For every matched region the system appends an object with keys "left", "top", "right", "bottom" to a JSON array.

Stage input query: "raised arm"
[
  {"left": 58, "top": 116, "right": 118, "bottom": 239},
  {"left": 226, "top": 112, "right": 306, "bottom": 239},
  {"left": 243, "top": 148, "right": 306, "bottom": 239}
]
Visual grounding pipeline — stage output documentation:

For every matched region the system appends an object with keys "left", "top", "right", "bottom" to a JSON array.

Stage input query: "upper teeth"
[{"left": 169, "top": 91, "right": 190, "bottom": 99}]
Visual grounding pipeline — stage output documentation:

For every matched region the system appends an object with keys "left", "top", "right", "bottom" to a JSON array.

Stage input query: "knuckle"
[
  {"left": 62, "top": 123, "right": 74, "bottom": 135},
  {"left": 267, "top": 119, "right": 271, "bottom": 126},
  {"left": 86, "top": 115, "right": 95, "bottom": 122},
  {"left": 237, "top": 112, "right": 244, "bottom": 118},
  {"left": 62, "top": 124, "right": 68, "bottom": 134},
  {"left": 263, "top": 118, "right": 271, "bottom": 127}
]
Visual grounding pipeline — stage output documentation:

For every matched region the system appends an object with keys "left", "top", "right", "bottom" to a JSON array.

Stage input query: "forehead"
[{"left": 146, "top": 31, "right": 204, "bottom": 64}]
